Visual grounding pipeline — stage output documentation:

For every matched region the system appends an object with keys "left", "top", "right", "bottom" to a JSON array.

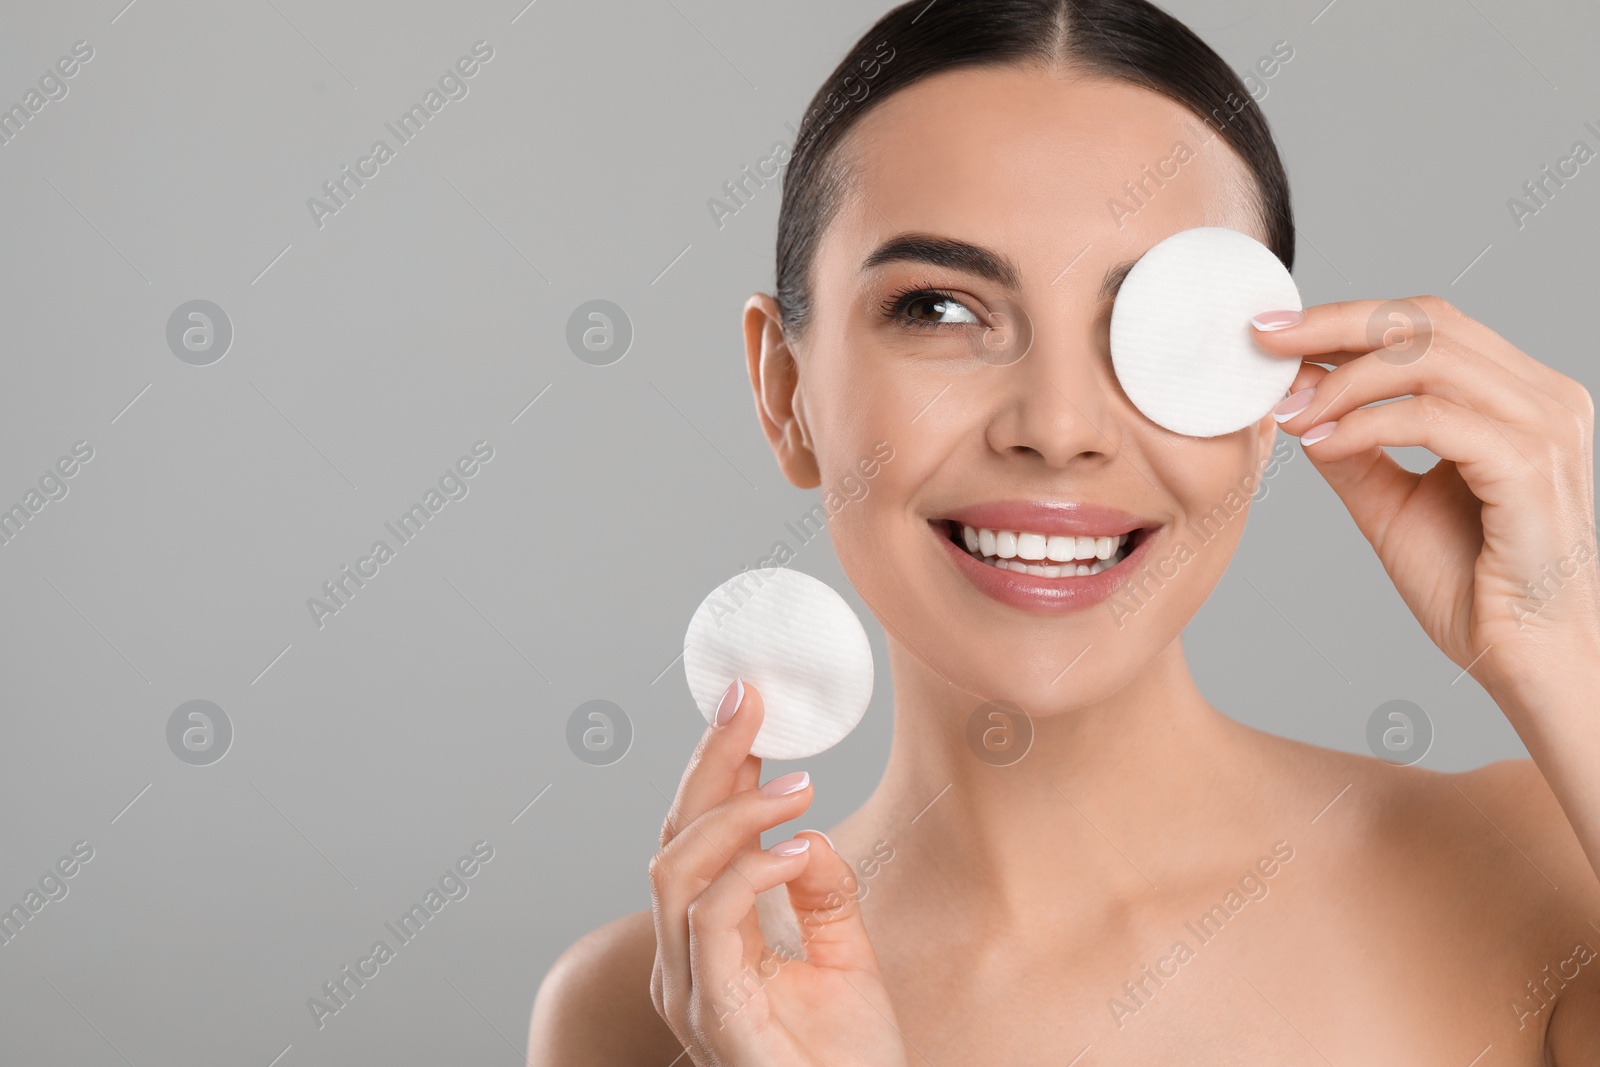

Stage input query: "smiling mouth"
[{"left": 936, "top": 520, "right": 1146, "bottom": 577}]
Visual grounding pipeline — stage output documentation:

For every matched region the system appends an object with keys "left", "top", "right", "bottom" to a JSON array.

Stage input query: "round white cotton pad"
[
  {"left": 1110, "top": 226, "right": 1302, "bottom": 438},
  {"left": 683, "top": 568, "right": 873, "bottom": 761}
]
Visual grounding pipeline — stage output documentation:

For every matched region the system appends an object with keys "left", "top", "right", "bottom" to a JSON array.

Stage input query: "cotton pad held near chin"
[
  {"left": 683, "top": 567, "right": 873, "bottom": 761},
  {"left": 1110, "top": 226, "right": 1302, "bottom": 438}
]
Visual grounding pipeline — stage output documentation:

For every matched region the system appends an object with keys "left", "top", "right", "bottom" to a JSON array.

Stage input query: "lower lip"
[{"left": 933, "top": 522, "right": 1158, "bottom": 613}]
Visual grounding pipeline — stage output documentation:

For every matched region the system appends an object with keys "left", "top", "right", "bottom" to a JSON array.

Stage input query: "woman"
[{"left": 530, "top": 0, "right": 1600, "bottom": 1061}]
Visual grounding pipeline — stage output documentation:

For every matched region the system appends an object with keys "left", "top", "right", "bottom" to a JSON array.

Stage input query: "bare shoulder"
[
  {"left": 1247, "top": 729, "right": 1598, "bottom": 939},
  {"left": 1249, "top": 730, "right": 1600, "bottom": 1047},
  {"left": 1314, "top": 737, "right": 1595, "bottom": 905},
  {"left": 1442, "top": 757, "right": 1600, "bottom": 922},
  {"left": 1446, "top": 759, "right": 1600, "bottom": 1060},
  {"left": 527, "top": 909, "right": 682, "bottom": 1067}
]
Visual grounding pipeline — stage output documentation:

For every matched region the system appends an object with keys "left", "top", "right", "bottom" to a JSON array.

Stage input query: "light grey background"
[{"left": 1, "top": 0, "right": 1595, "bottom": 1063}]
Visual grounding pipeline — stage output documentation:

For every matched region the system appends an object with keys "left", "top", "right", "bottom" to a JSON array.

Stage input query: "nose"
[{"left": 983, "top": 317, "right": 1123, "bottom": 469}]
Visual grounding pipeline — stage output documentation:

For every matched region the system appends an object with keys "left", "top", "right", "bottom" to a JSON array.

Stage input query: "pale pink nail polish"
[
  {"left": 1251, "top": 309, "right": 1304, "bottom": 331},
  {"left": 715, "top": 678, "right": 744, "bottom": 727},
  {"left": 760, "top": 770, "right": 810, "bottom": 797},
  {"left": 769, "top": 838, "right": 810, "bottom": 857},
  {"left": 1273, "top": 388, "right": 1315, "bottom": 422},
  {"left": 1301, "top": 420, "right": 1337, "bottom": 445},
  {"left": 798, "top": 828, "right": 837, "bottom": 853}
]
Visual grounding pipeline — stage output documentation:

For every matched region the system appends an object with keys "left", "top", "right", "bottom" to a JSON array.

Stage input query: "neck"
[{"left": 847, "top": 636, "right": 1255, "bottom": 935}]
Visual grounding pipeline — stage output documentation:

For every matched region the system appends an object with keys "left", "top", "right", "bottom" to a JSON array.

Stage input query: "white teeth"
[
  {"left": 955, "top": 523, "right": 1134, "bottom": 577},
  {"left": 1016, "top": 532, "right": 1047, "bottom": 561}
]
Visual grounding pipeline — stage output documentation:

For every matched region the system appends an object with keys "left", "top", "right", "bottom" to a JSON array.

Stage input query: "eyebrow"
[
  {"left": 860, "top": 232, "right": 1138, "bottom": 302},
  {"left": 1097, "top": 258, "right": 1138, "bottom": 303}
]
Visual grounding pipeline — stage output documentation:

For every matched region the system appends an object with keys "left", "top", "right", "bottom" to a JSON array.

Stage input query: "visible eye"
[{"left": 879, "top": 284, "right": 982, "bottom": 329}]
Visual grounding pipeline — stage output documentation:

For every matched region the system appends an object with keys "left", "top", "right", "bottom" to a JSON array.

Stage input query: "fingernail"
[
  {"left": 760, "top": 770, "right": 810, "bottom": 797},
  {"left": 769, "top": 838, "right": 810, "bottom": 857},
  {"left": 798, "top": 828, "right": 837, "bottom": 853},
  {"left": 1300, "top": 420, "right": 1337, "bottom": 445},
  {"left": 1251, "top": 309, "right": 1304, "bottom": 331},
  {"left": 1273, "top": 387, "right": 1316, "bottom": 422},
  {"left": 715, "top": 678, "right": 744, "bottom": 727}
]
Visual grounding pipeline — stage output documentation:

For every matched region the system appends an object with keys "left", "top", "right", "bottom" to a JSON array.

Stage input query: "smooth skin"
[{"left": 530, "top": 64, "right": 1600, "bottom": 1064}]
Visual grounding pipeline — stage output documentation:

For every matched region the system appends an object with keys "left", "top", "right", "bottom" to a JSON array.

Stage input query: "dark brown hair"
[{"left": 774, "top": 0, "right": 1294, "bottom": 337}]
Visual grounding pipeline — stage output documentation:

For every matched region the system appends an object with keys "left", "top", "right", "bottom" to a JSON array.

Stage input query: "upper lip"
[{"left": 936, "top": 500, "right": 1159, "bottom": 538}]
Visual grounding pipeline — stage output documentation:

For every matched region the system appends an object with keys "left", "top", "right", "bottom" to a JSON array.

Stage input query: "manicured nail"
[
  {"left": 769, "top": 838, "right": 810, "bottom": 857},
  {"left": 760, "top": 770, "right": 810, "bottom": 797},
  {"left": 1300, "top": 420, "right": 1337, "bottom": 445},
  {"left": 715, "top": 678, "right": 744, "bottom": 727},
  {"left": 1273, "top": 387, "right": 1316, "bottom": 422},
  {"left": 798, "top": 828, "right": 837, "bottom": 853},
  {"left": 1251, "top": 309, "right": 1304, "bottom": 331}
]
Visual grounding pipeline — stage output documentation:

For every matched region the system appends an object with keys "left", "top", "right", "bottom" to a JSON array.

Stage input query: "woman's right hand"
[{"left": 649, "top": 679, "right": 910, "bottom": 1067}]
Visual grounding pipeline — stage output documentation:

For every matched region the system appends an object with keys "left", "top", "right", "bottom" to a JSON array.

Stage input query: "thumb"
[{"left": 782, "top": 830, "right": 883, "bottom": 975}]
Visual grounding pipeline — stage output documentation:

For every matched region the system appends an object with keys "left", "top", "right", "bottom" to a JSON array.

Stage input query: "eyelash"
[{"left": 878, "top": 280, "right": 981, "bottom": 330}]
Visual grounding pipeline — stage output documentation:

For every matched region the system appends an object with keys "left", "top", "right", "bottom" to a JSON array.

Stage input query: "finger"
[
  {"left": 1282, "top": 360, "right": 1332, "bottom": 399},
  {"left": 651, "top": 769, "right": 815, "bottom": 1020},
  {"left": 656, "top": 771, "right": 815, "bottom": 933},
  {"left": 1253, "top": 296, "right": 1584, "bottom": 414},
  {"left": 684, "top": 838, "right": 817, "bottom": 1034},
  {"left": 651, "top": 678, "right": 764, "bottom": 1029},
  {"left": 1299, "top": 394, "right": 1533, "bottom": 523},
  {"left": 783, "top": 830, "right": 886, "bottom": 976},
  {"left": 1273, "top": 338, "right": 1546, "bottom": 436},
  {"left": 1249, "top": 298, "right": 1431, "bottom": 362},
  {"left": 659, "top": 679, "right": 765, "bottom": 849}
]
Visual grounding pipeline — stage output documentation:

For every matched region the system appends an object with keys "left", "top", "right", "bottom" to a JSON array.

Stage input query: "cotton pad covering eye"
[
  {"left": 1109, "top": 226, "right": 1302, "bottom": 438},
  {"left": 683, "top": 567, "right": 873, "bottom": 760}
]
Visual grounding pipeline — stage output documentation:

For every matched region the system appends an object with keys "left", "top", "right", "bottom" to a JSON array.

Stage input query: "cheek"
[
  {"left": 807, "top": 357, "right": 926, "bottom": 486},
  {"left": 1151, "top": 431, "right": 1261, "bottom": 502},
  {"left": 826, "top": 467, "right": 908, "bottom": 625},
  {"left": 1153, "top": 438, "right": 1263, "bottom": 558},
  {"left": 819, "top": 349, "right": 927, "bottom": 429},
  {"left": 821, "top": 435, "right": 922, "bottom": 593}
]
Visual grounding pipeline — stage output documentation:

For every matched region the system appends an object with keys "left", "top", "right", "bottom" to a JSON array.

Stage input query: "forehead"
[{"left": 821, "top": 65, "right": 1264, "bottom": 291}]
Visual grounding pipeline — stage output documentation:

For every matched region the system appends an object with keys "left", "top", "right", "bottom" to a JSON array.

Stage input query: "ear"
[
  {"left": 1241, "top": 406, "right": 1280, "bottom": 499},
  {"left": 743, "top": 292, "right": 820, "bottom": 489}
]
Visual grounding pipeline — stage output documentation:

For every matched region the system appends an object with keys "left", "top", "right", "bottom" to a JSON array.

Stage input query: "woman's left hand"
[{"left": 1249, "top": 296, "right": 1600, "bottom": 705}]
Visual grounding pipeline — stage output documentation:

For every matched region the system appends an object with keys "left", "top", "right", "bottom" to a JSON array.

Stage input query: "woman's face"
[{"left": 753, "top": 65, "right": 1281, "bottom": 712}]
